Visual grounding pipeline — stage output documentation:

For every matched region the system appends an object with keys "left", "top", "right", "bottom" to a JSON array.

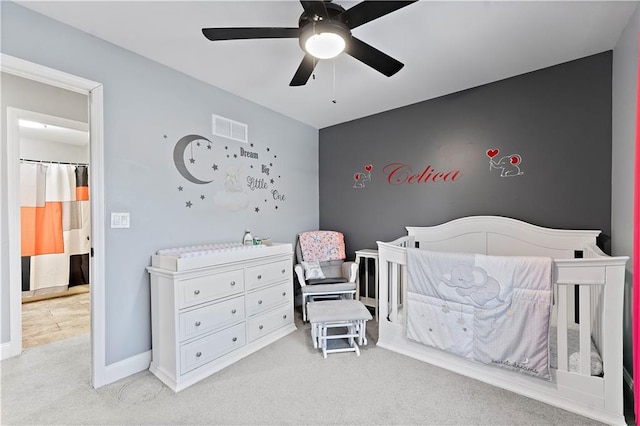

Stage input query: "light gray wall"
[
  {"left": 612, "top": 3, "right": 639, "bottom": 382},
  {"left": 20, "top": 137, "right": 90, "bottom": 164},
  {"left": 1, "top": 2, "right": 319, "bottom": 364},
  {"left": 0, "top": 71, "right": 88, "bottom": 342}
]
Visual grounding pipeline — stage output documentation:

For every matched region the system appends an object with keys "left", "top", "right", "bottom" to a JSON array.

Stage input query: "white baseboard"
[
  {"left": 0, "top": 340, "right": 20, "bottom": 360},
  {"left": 97, "top": 350, "right": 151, "bottom": 388}
]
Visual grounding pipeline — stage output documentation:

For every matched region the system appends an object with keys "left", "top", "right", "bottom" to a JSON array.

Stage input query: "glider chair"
[{"left": 294, "top": 231, "right": 358, "bottom": 322}]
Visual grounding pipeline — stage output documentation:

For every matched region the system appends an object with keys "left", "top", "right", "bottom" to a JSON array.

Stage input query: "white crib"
[{"left": 376, "top": 216, "right": 628, "bottom": 425}]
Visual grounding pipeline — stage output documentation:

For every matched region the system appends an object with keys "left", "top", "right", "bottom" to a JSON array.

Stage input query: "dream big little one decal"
[{"left": 170, "top": 133, "right": 287, "bottom": 213}]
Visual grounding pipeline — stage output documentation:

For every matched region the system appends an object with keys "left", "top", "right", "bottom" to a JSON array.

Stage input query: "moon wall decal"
[{"left": 173, "top": 134, "right": 214, "bottom": 184}]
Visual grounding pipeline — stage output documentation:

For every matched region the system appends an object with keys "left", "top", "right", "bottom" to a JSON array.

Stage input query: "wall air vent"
[{"left": 212, "top": 114, "right": 248, "bottom": 144}]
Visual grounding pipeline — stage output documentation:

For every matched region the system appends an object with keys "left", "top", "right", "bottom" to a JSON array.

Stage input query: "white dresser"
[{"left": 146, "top": 243, "right": 295, "bottom": 392}]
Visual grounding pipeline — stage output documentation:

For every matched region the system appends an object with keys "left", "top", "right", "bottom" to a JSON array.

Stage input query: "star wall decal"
[{"left": 170, "top": 132, "right": 287, "bottom": 214}]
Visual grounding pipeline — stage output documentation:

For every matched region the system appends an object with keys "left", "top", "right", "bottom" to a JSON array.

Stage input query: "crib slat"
[
  {"left": 579, "top": 285, "right": 591, "bottom": 375},
  {"left": 390, "top": 262, "right": 399, "bottom": 323},
  {"left": 557, "top": 285, "right": 569, "bottom": 372}
]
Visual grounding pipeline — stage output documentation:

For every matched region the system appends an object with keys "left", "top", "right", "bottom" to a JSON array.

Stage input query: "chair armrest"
[
  {"left": 294, "top": 264, "right": 306, "bottom": 287},
  {"left": 341, "top": 261, "right": 358, "bottom": 282}
]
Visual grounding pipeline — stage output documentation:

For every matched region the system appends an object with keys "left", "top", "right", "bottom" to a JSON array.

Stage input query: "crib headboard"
[{"left": 406, "top": 216, "right": 602, "bottom": 259}]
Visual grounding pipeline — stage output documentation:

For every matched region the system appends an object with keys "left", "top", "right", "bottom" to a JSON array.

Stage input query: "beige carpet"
[{"left": 1, "top": 308, "right": 609, "bottom": 425}]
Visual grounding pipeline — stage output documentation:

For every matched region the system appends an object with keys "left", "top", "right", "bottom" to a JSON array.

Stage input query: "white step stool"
[{"left": 307, "top": 300, "right": 372, "bottom": 358}]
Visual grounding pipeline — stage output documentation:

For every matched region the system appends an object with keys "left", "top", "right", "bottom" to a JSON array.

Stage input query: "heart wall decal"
[{"left": 486, "top": 149, "right": 499, "bottom": 158}]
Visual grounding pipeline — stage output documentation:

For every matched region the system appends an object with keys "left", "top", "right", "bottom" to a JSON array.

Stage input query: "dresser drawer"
[
  {"left": 180, "top": 323, "right": 246, "bottom": 375},
  {"left": 247, "top": 304, "right": 293, "bottom": 342},
  {"left": 179, "top": 296, "right": 245, "bottom": 341},
  {"left": 245, "top": 259, "right": 291, "bottom": 290},
  {"left": 246, "top": 282, "right": 290, "bottom": 316},
  {"left": 179, "top": 269, "right": 244, "bottom": 308}
]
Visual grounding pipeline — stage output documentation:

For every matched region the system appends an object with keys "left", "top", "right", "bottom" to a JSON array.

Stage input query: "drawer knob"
[
  {"left": 230, "top": 281, "right": 236, "bottom": 286},
  {"left": 283, "top": 314, "right": 287, "bottom": 319},
  {"left": 196, "top": 351, "right": 202, "bottom": 358},
  {"left": 259, "top": 325, "right": 264, "bottom": 330},
  {"left": 195, "top": 321, "right": 201, "bottom": 327},
  {"left": 194, "top": 289, "right": 200, "bottom": 295},
  {"left": 282, "top": 292, "right": 286, "bottom": 297},
  {"left": 231, "top": 309, "right": 237, "bottom": 314},
  {"left": 257, "top": 274, "right": 262, "bottom": 280},
  {"left": 232, "top": 337, "right": 238, "bottom": 342},
  {"left": 281, "top": 269, "right": 285, "bottom": 274},
  {"left": 258, "top": 300, "right": 263, "bottom": 305}
]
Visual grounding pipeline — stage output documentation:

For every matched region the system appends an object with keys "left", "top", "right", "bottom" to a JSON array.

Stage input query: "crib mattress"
[{"left": 549, "top": 323, "right": 603, "bottom": 376}]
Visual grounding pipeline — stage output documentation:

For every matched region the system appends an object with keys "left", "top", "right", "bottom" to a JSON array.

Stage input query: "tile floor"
[{"left": 22, "top": 291, "right": 90, "bottom": 348}]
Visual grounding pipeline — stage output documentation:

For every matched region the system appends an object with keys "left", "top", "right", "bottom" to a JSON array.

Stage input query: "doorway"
[
  {"left": 1, "top": 54, "right": 107, "bottom": 388},
  {"left": 16, "top": 111, "right": 91, "bottom": 348}
]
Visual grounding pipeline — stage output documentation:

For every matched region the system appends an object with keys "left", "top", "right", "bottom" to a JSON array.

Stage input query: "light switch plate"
[{"left": 111, "top": 212, "right": 130, "bottom": 228}]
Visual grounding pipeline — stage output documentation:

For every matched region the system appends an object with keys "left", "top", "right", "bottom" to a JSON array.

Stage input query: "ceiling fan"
[{"left": 202, "top": 1, "right": 417, "bottom": 87}]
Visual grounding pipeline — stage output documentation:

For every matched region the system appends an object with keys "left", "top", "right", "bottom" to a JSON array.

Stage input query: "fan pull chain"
[{"left": 332, "top": 59, "right": 337, "bottom": 104}]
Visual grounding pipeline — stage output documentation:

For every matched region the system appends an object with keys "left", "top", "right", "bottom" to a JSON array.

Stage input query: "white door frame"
[{"left": 1, "top": 54, "right": 107, "bottom": 388}]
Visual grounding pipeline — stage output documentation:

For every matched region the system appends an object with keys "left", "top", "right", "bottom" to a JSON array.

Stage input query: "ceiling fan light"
[{"left": 304, "top": 32, "right": 345, "bottom": 59}]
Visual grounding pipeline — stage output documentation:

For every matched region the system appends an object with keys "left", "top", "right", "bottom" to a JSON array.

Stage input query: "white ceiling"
[{"left": 16, "top": 1, "right": 638, "bottom": 129}]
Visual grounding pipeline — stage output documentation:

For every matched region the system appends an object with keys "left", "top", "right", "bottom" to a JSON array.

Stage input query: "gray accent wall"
[
  {"left": 320, "top": 52, "right": 613, "bottom": 259},
  {"left": 1, "top": 3, "right": 319, "bottom": 364},
  {"left": 612, "top": 3, "right": 639, "bottom": 386}
]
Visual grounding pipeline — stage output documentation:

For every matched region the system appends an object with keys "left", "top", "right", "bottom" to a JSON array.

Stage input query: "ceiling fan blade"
[
  {"left": 290, "top": 54, "right": 317, "bottom": 86},
  {"left": 202, "top": 27, "right": 299, "bottom": 41},
  {"left": 299, "top": 1, "right": 329, "bottom": 19},
  {"left": 345, "top": 36, "right": 404, "bottom": 77},
  {"left": 338, "top": 1, "right": 417, "bottom": 29}
]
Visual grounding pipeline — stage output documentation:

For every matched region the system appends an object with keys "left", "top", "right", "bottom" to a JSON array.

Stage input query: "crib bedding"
[
  {"left": 396, "top": 305, "right": 603, "bottom": 376},
  {"left": 406, "top": 248, "right": 554, "bottom": 380}
]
